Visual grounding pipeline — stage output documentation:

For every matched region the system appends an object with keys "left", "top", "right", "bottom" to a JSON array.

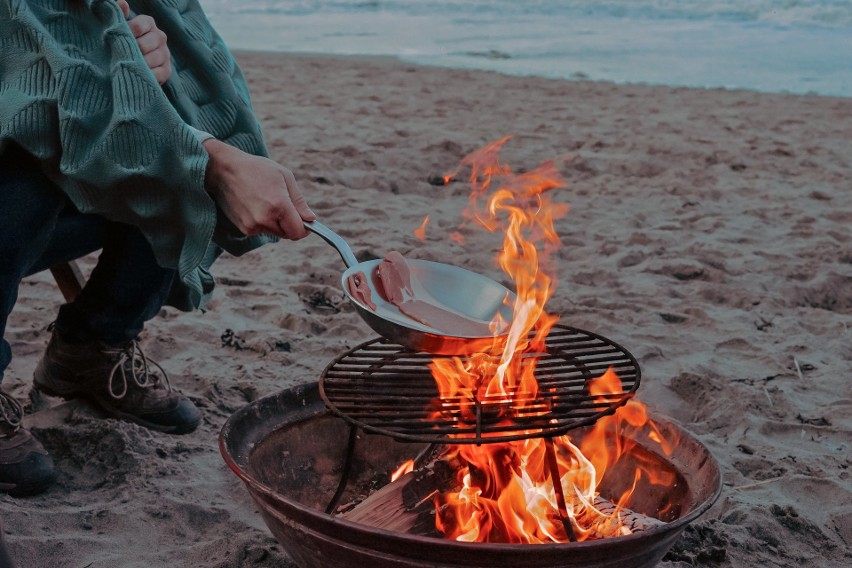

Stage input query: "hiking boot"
[
  {"left": 0, "top": 390, "right": 56, "bottom": 496},
  {"left": 33, "top": 332, "right": 201, "bottom": 435}
]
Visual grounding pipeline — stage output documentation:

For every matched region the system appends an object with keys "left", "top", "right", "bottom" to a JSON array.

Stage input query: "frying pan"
[{"left": 305, "top": 221, "right": 515, "bottom": 355}]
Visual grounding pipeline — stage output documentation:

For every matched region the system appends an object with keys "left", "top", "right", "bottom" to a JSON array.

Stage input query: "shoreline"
[
  {"left": 2, "top": 50, "right": 850, "bottom": 567},
  {"left": 234, "top": 48, "right": 852, "bottom": 101}
]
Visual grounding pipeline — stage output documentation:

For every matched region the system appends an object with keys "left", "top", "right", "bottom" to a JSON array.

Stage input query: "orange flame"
[
  {"left": 427, "top": 139, "right": 677, "bottom": 543},
  {"left": 414, "top": 216, "right": 429, "bottom": 241},
  {"left": 581, "top": 371, "right": 678, "bottom": 505},
  {"left": 391, "top": 459, "right": 415, "bottom": 482},
  {"left": 432, "top": 368, "right": 679, "bottom": 543},
  {"left": 429, "top": 138, "right": 567, "bottom": 418}
]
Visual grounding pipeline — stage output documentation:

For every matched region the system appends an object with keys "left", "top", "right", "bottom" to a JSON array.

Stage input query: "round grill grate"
[{"left": 320, "top": 325, "right": 640, "bottom": 444}]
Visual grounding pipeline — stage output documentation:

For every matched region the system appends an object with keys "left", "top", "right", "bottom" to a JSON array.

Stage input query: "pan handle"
[{"left": 304, "top": 220, "right": 359, "bottom": 268}]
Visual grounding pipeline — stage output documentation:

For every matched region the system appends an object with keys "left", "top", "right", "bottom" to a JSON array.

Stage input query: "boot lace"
[
  {"left": 0, "top": 390, "right": 23, "bottom": 432},
  {"left": 107, "top": 340, "right": 172, "bottom": 400}
]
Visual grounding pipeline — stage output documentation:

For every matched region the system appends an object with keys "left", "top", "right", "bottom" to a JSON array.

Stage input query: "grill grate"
[{"left": 320, "top": 325, "right": 640, "bottom": 444}]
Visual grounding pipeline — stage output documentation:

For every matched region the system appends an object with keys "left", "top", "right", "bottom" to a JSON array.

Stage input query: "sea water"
[{"left": 201, "top": 0, "right": 852, "bottom": 97}]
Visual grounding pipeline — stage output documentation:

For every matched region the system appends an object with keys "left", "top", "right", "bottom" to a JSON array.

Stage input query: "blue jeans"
[{"left": 0, "top": 148, "right": 176, "bottom": 380}]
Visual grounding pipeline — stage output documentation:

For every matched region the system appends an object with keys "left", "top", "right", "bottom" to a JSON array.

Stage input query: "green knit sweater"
[{"left": 0, "top": 0, "right": 274, "bottom": 309}]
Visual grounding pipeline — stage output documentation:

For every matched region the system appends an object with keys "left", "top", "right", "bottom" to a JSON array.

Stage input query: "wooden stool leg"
[{"left": 49, "top": 261, "right": 86, "bottom": 303}]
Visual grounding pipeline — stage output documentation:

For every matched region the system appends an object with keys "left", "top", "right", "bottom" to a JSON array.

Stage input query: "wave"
[{"left": 202, "top": 0, "right": 852, "bottom": 29}]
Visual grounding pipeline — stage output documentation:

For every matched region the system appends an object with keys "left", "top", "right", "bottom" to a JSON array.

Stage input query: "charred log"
[{"left": 340, "top": 444, "right": 664, "bottom": 538}]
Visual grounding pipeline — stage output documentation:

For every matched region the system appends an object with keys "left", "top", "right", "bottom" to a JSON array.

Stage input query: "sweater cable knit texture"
[{"left": 0, "top": 0, "right": 273, "bottom": 309}]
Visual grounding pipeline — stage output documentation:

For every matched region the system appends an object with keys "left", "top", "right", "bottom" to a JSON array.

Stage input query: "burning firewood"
[
  {"left": 588, "top": 496, "right": 665, "bottom": 535},
  {"left": 340, "top": 444, "right": 664, "bottom": 539},
  {"left": 340, "top": 444, "right": 452, "bottom": 536},
  {"left": 340, "top": 469, "right": 441, "bottom": 536}
]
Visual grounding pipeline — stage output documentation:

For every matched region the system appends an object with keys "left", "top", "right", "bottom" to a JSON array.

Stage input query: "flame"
[
  {"left": 582, "top": 372, "right": 678, "bottom": 501},
  {"left": 426, "top": 139, "right": 677, "bottom": 543},
  {"left": 434, "top": 437, "right": 601, "bottom": 543},
  {"left": 430, "top": 137, "right": 566, "bottom": 419},
  {"left": 414, "top": 216, "right": 429, "bottom": 241},
  {"left": 391, "top": 459, "right": 415, "bottom": 482},
  {"left": 432, "top": 367, "right": 679, "bottom": 543}
]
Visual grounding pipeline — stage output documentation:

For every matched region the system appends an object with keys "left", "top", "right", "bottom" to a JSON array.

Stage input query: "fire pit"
[
  {"left": 221, "top": 140, "right": 720, "bottom": 566},
  {"left": 219, "top": 341, "right": 721, "bottom": 568}
]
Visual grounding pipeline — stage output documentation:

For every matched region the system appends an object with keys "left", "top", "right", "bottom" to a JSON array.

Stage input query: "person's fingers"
[
  {"left": 126, "top": 15, "right": 171, "bottom": 83},
  {"left": 133, "top": 26, "right": 167, "bottom": 54},
  {"left": 143, "top": 48, "right": 169, "bottom": 69},
  {"left": 273, "top": 171, "right": 309, "bottom": 240},
  {"left": 280, "top": 168, "right": 316, "bottom": 223},
  {"left": 116, "top": 0, "right": 130, "bottom": 19},
  {"left": 274, "top": 203, "right": 308, "bottom": 240},
  {"left": 128, "top": 15, "right": 158, "bottom": 40},
  {"left": 149, "top": 63, "right": 172, "bottom": 85},
  {"left": 204, "top": 143, "right": 316, "bottom": 241}
]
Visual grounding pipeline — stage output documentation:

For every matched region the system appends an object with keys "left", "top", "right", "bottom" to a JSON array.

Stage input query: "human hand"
[
  {"left": 116, "top": 0, "right": 172, "bottom": 85},
  {"left": 202, "top": 139, "right": 315, "bottom": 240}
]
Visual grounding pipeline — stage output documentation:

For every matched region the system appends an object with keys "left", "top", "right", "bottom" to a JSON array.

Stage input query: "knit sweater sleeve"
[{"left": 0, "top": 0, "right": 250, "bottom": 308}]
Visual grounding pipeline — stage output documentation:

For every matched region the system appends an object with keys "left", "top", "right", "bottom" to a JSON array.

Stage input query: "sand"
[{"left": 1, "top": 51, "right": 850, "bottom": 567}]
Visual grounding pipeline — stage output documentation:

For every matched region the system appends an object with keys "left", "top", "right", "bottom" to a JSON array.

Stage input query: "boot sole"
[
  {"left": 1, "top": 472, "right": 57, "bottom": 496},
  {"left": 32, "top": 384, "right": 200, "bottom": 435}
]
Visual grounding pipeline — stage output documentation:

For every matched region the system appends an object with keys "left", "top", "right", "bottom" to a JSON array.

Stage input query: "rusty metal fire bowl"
[{"left": 220, "top": 381, "right": 721, "bottom": 568}]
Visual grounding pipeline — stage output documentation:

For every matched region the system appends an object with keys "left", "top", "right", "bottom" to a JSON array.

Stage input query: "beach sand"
[{"left": 2, "top": 51, "right": 850, "bottom": 567}]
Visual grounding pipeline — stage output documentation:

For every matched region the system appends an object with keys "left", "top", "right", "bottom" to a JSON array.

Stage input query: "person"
[{"left": 0, "top": 0, "right": 315, "bottom": 503}]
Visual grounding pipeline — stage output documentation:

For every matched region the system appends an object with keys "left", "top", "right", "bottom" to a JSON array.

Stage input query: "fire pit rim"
[{"left": 219, "top": 382, "right": 722, "bottom": 554}]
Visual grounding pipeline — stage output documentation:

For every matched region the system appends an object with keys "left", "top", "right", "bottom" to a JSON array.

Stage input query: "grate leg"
[
  {"left": 544, "top": 437, "right": 577, "bottom": 542},
  {"left": 325, "top": 425, "right": 359, "bottom": 514},
  {"left": 475, "top": 397, "right": 483, "bottom": 444}
]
